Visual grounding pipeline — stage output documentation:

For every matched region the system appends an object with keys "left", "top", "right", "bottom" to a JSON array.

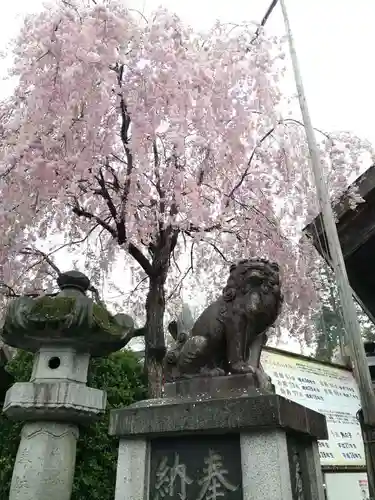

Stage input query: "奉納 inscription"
[
  {"left": 150, "top": 435, "right": 242, "bottom": 500},
  {"left": 197, "top": 449, "right": 238, "bottom": 500},
  {"left": 154, "top": 454, "right": 193, "bottom": 500}
]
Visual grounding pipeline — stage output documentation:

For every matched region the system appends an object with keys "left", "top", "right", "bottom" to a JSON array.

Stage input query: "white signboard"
[
  {"left": 261, "top": 349, "right": 365, "bottom": 467},
  {"left": 324, "top": 472, "right": 369, "bottom": 500}
]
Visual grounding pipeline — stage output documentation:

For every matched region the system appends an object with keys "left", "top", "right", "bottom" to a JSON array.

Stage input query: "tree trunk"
[
  {"left": 146, "top": 355, "right": 164, "bottom": 399},
  {"left": 144, "top": 274, "right": 167, "bottom": 398}
]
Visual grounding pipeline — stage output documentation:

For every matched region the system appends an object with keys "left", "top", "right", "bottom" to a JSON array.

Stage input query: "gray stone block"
[
  {"left": 31, "top": 347, "right": 90, "bottom": 384},
  {"left": 240, "top": 430, "right": 293, "bottom": 500},
  {"left": 4, "top": 381, "right": 106, "bottom": 423},
  {"left": 115, "top": 438, "right": 149, "bottom": 500},
  {"left": 109, "top": 393, "right": 327, "bottom": 440},
  {"left": 164, "top": 373, "right": 273, "bottom": 399},
  {"left": 9, "top": 422, "right": 79, "bottom": 500}
]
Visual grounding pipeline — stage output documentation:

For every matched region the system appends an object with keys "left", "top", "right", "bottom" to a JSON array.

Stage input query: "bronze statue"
[{"left": 165, "top": 258, "right": 283, "bottom": 386}]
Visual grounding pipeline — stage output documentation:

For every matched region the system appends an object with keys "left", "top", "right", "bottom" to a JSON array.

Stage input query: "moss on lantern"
[
  {"left": 92, "top": 303, "right": 124, "bottom": 337},
  {"left": 28, "top": 297, "right": 76, "bottom": 321},
  {"left": 25, "top": 296, "right": 124, "bottom": 337}
]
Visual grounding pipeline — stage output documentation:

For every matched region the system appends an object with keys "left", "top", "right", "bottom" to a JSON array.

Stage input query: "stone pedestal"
[
  {"left": 109, "top": 377, "right": 328, "bottom": 500},
  {"left": 10, "top": 422, "right": 79, "bottom": 500},
  {"left": 164, "top": 373, "right": 273, "bottom": 399},
  {"left": 3, "top": 346, "right": 106, "bottom": 500}
]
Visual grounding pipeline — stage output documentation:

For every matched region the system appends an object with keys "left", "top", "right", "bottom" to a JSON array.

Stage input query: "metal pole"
[{"left": 279, "top": 0, "right": 375, "bottom": 496}]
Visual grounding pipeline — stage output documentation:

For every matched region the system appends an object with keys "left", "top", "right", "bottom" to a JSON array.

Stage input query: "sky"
[{"left": 0, "top": 0, "right": 373, "bottom": 354}]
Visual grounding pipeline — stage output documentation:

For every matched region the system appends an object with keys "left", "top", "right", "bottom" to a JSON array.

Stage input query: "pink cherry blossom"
[{"left": 0, "top": 1, "right": 373, "bottom": 394}]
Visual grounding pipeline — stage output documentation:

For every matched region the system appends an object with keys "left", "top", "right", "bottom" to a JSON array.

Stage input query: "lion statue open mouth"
[{"left": 165, "top": 258, "right": 283, "bottom": 389}]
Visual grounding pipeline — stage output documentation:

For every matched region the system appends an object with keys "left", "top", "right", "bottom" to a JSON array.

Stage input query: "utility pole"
[{"left": 279, "top": 0, "right": 375, "bottom": 497}]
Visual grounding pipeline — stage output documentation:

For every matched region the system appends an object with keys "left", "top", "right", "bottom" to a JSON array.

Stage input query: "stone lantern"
[{"left": 2, "top": 271, "right": 134, "bottom": 500}]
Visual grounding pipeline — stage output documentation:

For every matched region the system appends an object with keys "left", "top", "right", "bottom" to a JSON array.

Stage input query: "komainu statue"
[{"left": 165, "top": 258, "right": 283, "bottom": 388}]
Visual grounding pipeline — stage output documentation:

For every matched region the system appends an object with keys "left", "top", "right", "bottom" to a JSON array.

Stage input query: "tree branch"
[
  {"left": 205, "top": 241, "right": 228, "bottom": 262},
  {"left": 73, "top": 202, "right": 152, "bottom": 274},
  {"left": 47, "top": 225, "right": 100, "bottom": 255},
  {"left": 104, "top": 63, "right": 135, "bottom": 244},
  {"left": 105, "top": 160, "right": 121, "bottom": 191},
  {"left": 190, "top": 241, "right": 195, "bottom": 272},
  {"left": 95, "top": 168, "right": 118, "bottom": 221},
  {"left": 126, "top": 243, "right": 153, "bottom": 276},
  {"left": 226, "top": 126, "right": 275, "bottom": 203},
  {"left": 117, "top": 65, "right": 134, "bottom": 227},
  {"left": 0, "top": 283, "right": 19, "bottom": 297},
  {"left": 188, "top": 223, "right": 222, "bottom": 233},
  {"left": 184, "top": 231, "right": 228, "bottom": 262},
  {"left": 95, "top": 167, "right": 126, "bottom": 243},
  {"left": 72, "top": 203, "right": 118, "bottom": 239},
  {"left": 166, "top": 240, "right": 195, "bottom": 301},
  {"left": 20, "top": 247, "right": 62, "bottom": 276},
  {"left": 130, "top": 275, "right": 149, "bottom": 295},
  {"left": 167, "top": 265, "right": 192, "bottom": 301},
  {"left": 153, "top": 140, "right": 165, "bottom": 231},
  {"left": 227, "top": 117, "right": 332, "bottom": 203}
]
